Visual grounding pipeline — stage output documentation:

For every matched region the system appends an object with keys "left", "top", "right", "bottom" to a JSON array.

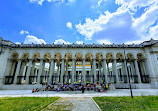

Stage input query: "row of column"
[{"left": 8, "top": 57, "right": 144, "bottom": 85}]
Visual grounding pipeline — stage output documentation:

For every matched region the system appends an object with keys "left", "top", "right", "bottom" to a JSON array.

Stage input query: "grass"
[
  {"left": 0, "top": 97, "right": 60, "bottom": 111},
  {"left": 93, "top": 96, "right": 158, "bottom": 111}
]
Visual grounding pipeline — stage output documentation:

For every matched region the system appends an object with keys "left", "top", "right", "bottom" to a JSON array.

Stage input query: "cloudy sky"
[{"left": 0, "top": 0, "right": 158, "bottom": 44}]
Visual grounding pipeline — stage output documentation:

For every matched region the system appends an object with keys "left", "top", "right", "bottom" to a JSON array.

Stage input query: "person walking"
[{"left": 81, "top": 85, "right": 85, "bottom": 93}]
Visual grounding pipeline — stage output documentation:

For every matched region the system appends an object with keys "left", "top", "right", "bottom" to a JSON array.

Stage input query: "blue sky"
[{"left": 0, "top": 0, "right": 158, "bottom": 44}]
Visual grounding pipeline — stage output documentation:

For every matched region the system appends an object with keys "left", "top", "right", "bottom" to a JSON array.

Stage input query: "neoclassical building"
[{"left": 0, "top": 38, "right": 158, "bottom": 89}]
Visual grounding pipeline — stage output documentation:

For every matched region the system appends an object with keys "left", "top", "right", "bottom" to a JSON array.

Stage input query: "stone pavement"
[
  {"left": 0, "top": 89, "right": 158, "bottom": 97},
  {"left": 43, "top": 97, "right": 100, "bottom": 111}
]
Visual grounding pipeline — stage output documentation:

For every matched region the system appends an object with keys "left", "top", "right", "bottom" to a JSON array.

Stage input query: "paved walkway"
[
  {"left": 43, "top": 97, "right": 100, "bottom": 111},
  {"left": 0, "top": 89, "right": 158, "bottom": 97}
]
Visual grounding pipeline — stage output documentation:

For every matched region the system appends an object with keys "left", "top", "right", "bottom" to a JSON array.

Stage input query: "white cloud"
[
  {"left": 54, "top": 39, "right": 71, "bottom": 44},
  {"left": 76, "top": 41, "right": 83, "bottom": 44},
  {"left": 132, "top": 4, "right": 158, "bottom": 39},
  {"left": 75, "top": 6, "right": 128, "bottom": 40},
  {"left": 68, "top": 0, "right": 75, "bottom": 3},
  {"left": 15, "top": 42, "right": 21, "bottom": 44},
  {"left": 76, "top": 0, "right": 158, "bottom": 44},
  {"left": 125, "top": 40, "right": 143, "bottom": 44},
  {"left": 115, "top": 0, "right": 158, "bottom": 11},
  {"left": 149, "top": 24, "right": 158, "bottom": 39},
  {"left": 98, "top": 0, "right": 107, "bottom": 6},
  {"left": 114, "top": 0, "right": 158, "bottom": 43},
  {"left": 98, "top": 0, "right": 103, "bottom": 6},
  {"left": 30, "top": 0, "right": 44, "bottom": 5},
  {"left": 97, "top": 39, "right": 111, "bottom": 44},
  {"left": 24, "top": 35, "right": 46, "bottom": 44},
  {"left": 66, "top": 22, "right": 72, "bottom": 29},
  {"left": 20, "top": 30, "right": 29, "bottom": 35},
  {"left": 30, "top": 0, "right": 76, "bottom": 5}
]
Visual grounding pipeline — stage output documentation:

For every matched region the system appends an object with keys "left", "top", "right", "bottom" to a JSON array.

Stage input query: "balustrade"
[
  {"left": 5, "top": 76, "right": 14, "bottom": 84},
  {"left": 17, "top": 76, "right": 26, "bottom": 84}
]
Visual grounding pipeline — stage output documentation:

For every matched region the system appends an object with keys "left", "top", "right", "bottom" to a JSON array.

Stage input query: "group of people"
[
  {"left": 32, "top": 88, "right": 39, "bottom": 93},
  {"left": 32, "top": 82, "right": 112, "bottom": 93}
]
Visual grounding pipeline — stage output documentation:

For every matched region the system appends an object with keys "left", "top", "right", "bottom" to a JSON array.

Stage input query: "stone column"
[
  {"left": 130, "top": 62, "right": 135, "bottom": 82},
  {"left": 117, "top": 69, "right": 120, "bottom": 81},
  {"left": 3, "top": 59, "right": 12, "bottom": 84},
  {"left": 120, "top": 68, "right": 123, "bottom": 76},
  {"left": 90, "top": 61, "right": 93, "bottom": 83},
  {"left": 22, "top": 65, "right": 27, "bottom": 81},
  {"left": 10, "top": 61, "right": 16, "bottom": 76},
  {"left": 140, "top": 61, "right": 146, "bottom": 82},
  {"left": 46, "top": 71, "right": 49, "bottom": 82},
  {"left": 19, "top": 61, "right": 25, "bottom": 76},
  {"left": 13, "top": 59, "right": 22, "bottom": 84},
  {"left": 21, "top": 62, "right": 26, "bottom": 82},
  {"left": 72, "top": 58, "right": 75, "bottom": 84},
  {"left": 134, "top": 59, "right": 141, "bottom": 83},
  {"left": 37, "top": 59, "right": 44, "bottom": 84},
  {"left": 128, "top": 66, "right": 132, "bottom": 82},
  {"left": 131, "top": 62, "right": 136, "bottom": 75},
  {"left": 107, "top": 63, "right": 110, "bottom": 82},
  {"left": 4, "top": 59, "right": 12, "bottom": 76},
  {"left": 103, "top": 59, "right": 108, "bottom": 83},
  {"left": 76, "top": 71, "right": 78, "bottom": 82},
  {"left": 43, "top": 71, "right": 46, "bottom": 81},
  {"left": 98, "top": 61, "right": 101, "bottom": 83},
  {"left": 124, "top": 60, "right": 129, "bottom": 83},
  {"left": 128, "top": 66, "right": 131, "bottom": 75},
  {"left": 112, "top": 62, "right": 114, "bottom": 81},
  {"left": 93, "top": 59, "right": 96, "bottom": 83},
  {"left": 56, "top": 63, "right": 60, "bottom": 83},
  {"left": 34, "top": 69, "right": 37, "bottom": 76},
  {"left": 48, "top": 59, "right": 55, "bottom": 84},
  {"left": 65, "top": 61, "right": 68, "bottom": 83},
  {"left": 121, "top": 62, "right": 125, "bottom": 82},
  {"left": 30, "top": 61, "right": 35, "bottom": 76},
  {"left": 34, "top": 69, "right": 38, "bottom": 82},
  {"left": 142, "top": 61, "right": 147, "bottom": 75},
  {"left": 121, "top": 62, "right": 124, "bottom": 75},
  {"left": 42, "top": 62, "right": 45, "bottom": 76},
  {"left": 60, "top": 58, "right": 65, "bottom": 84},
  {"left": 53, "top": 62, "right": 56, "bottom": 82},
  {"left": 113, "top": 59, "right": 119, "bottom": 83},
  {"left": 82, "top": 58, "right": 86, "bottom": 84},
  {"left": 74, "top": 61, "right": 76, "bottom": 82},
  {"left": 140, "top": 61, "right": 145, "bottom": 76},
  {"left": 25, "top": 59, "right": 33, "bottom": 84},
  {"left": 144, "top": 59, "right": 151, "bottom": 78}
]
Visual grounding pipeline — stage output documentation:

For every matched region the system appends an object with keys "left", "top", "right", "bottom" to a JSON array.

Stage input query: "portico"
[{"left": 0, "top": 38, "right": 158, "bottom": 89}]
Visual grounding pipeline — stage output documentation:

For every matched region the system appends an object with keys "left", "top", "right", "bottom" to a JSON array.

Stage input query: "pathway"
[
  {"left": 43, "top": 97, "right": 100, "bottom": 111},
  {"left": 0, "top": 89, "right": 158, "bottom": 97}
]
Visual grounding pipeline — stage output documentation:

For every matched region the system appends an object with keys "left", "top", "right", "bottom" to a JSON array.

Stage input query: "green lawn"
[
  {"left": 93, "top": 96, "right": 158, "bottom": 111},
  {"left": 0, "top": 97, "right": 60, "bottom": 111}
]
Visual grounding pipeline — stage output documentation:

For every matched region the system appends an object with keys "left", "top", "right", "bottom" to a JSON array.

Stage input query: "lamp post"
[{"left": 123, "top": 44, "right": 133, "bottom": 98}]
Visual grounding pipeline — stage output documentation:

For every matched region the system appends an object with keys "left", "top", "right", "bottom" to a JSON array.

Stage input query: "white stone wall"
[
  {"left": 1, "top": 41, "right": 158, "bottom": 89},
  {"left": 0, "top": 48, "right": 10, "bottom": 89}
]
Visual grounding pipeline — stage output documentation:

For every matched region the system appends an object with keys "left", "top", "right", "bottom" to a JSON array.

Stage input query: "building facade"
[{"left": 0, "top": 38, "right": 158, "bottom": 90}]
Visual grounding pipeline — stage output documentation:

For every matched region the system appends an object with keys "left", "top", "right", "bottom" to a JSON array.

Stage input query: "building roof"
[{"left": 1, "top": 38, "right": 158, "bottom": 48}]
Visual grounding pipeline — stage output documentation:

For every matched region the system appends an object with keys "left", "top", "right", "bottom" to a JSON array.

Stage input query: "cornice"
[{"left": 1, "top": 38, "right": 158, "bottom": 49}]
